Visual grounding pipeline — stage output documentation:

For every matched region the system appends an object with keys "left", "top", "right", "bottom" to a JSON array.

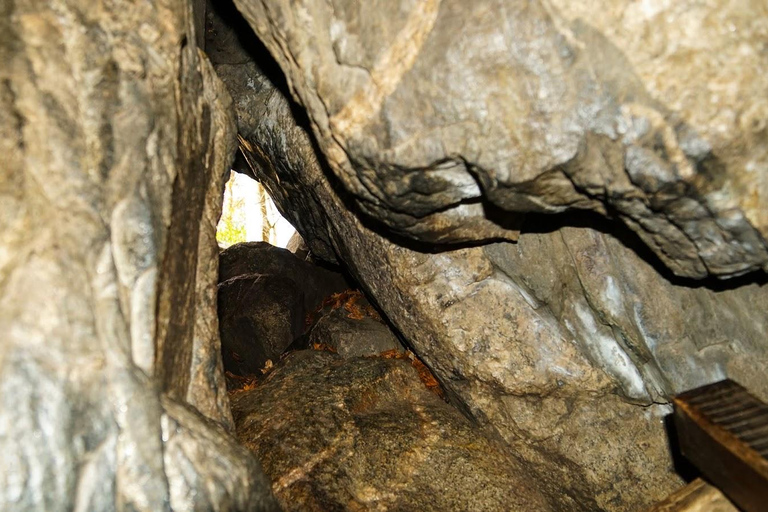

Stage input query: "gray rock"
[
  {"left": 162, "top": 397, "right": 278, "bottom": 512},
  {"left": 231, "top": 350, "right": 555, "bottom": 511},
  {"left": 0, "top": 1, "right": 277, "bottom": 510},
  {"left": 208, "top": 6, "right": 768, "bottom": 508},
  {"left": 231, "top": 0, "right": 768, "bottom": 280},
  {"left": 308, "top": 303, "right": 404, "bottom": 358},
  {"left": 285, "top": 231, "right": 311, "bottom": 261}
]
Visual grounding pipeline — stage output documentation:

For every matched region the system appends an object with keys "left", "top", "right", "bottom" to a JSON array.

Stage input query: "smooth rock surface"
[
  {"left": 0, "top": 1, "right": 277, "bottom": 510},
  {"left": 208, "top": 5, "right": 768, "bottom": 509},
  {"left": 231, "top": 0, "right": 768, "bottom": 279},
  {"left": 231, "top": 350, "right": 555, "bottom": 511},
  {"left": 162, "top": 397, "right": 277, "bottom": 512},
  {"left": 219, "top": 241, "right": 347, "bottom": 295}
]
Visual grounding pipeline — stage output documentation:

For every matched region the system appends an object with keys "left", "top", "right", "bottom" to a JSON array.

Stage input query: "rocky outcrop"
[
  {"left": 0, "top": 1, "right": 276, "bottom": 510},
  {"left": 208, "top": 3, "right": 768, "bottom": 509},
  {"left": 231, "top": 0, "right": 768, "bottom": 280},
  {"left": 231, "top": 350, "right": 557, "bottom": 511},
  {"left": 218, "top": 242, "right": 348, "bottom": 374}
]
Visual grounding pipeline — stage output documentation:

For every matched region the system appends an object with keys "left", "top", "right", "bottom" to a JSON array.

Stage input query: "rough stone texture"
[
  {"left": 219, "top": 272, "right": 306, "bottom": 375},
  {"left": 0, "top": 1, "right": 277, "bottom": 510},
  {"left": 219, "top": 241, "right": 347, "bottom": 292},
  {"left": 218, "top": 241, "right": 349, "bottom": 374},
  {"left": 285, "top": 231, "right": 311, "bottom": 261},
  {"left": 162, "top": 397, "right": 276, "bottom": 512},
  {"left": 308, "top": 305, "right": 404, "bottom": 358},
  {"left": 231, "top": 350, "right": 555, "bottom": 511},
  {"left": 208, "top": 5, "right": 768, "bottom": 509},
  {"left": 232, "top": 0, "right": 768, "bottom": 280}
]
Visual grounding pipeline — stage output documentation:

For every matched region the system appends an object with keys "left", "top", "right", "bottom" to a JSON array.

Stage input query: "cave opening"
[{"left": 216, "top": 168, "right": 296, "bottom": 249}]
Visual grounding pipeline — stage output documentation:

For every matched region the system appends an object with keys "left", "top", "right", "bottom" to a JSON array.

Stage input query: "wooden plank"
[
  {"left": 673, "top": 379, "right": 768, "bottom": 512},
  {"left": 648, "top": 478, "right": 738, "bottom": 512}
]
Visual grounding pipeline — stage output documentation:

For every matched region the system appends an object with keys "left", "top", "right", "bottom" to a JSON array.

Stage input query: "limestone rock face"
[
  {"left": 0, "top": 1, "right": 276, "bottom": 510},
  {"left": 231, "top": 350, "right": 555, "bottom": 511},
  {"left": 208, "top": 4, "right": 768, "bottom": 509},
  {"left": 232, "top": 0, "right": 768, "bottom": 280}
]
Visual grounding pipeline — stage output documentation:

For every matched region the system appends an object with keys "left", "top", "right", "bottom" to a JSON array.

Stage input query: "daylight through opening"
[{"left": 216, "top": 170, "right": 296, "bottom": 249}]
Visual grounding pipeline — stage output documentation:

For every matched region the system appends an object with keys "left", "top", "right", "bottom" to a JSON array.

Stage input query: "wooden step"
[
  {"left": 648, "top": 478, "right": 738, "bottom": 512},
  {"left": 673, "top": 379, "right": 768, "bottom": 512}
]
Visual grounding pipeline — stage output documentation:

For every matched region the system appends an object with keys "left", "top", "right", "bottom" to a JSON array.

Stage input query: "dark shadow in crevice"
[
  {"left": 205, "top": 0, "right": 288, "bottom": 92},
  {"left": 521, "top": 208, "right": 768, "bottom": 291},
  {"left": 663, "top": 413, "right": 700, "bottom": 483}
]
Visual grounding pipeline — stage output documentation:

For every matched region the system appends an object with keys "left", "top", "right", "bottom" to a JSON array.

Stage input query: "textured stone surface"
[
  {"left": 161, "top": 397, "right": 276, "bottom": 512},
  {"left": 219, "top": 272, "right": 305, "bottom": 375},
  {"left": 219, "top": 241, "right": 347, "bottom": 293},
  {"left": 218, "top": 242, "right": 348, "bottom": 374},
  {"left": 208, "top": 5, "right": 768, "bottom": 508},
  {"left": 0, "top": 0, "right": 276, "bottom": 510},
  {"left": 231, "top": 0, "right": 768, "bottom": 279},
  {"left": 285, "top": 231, "right": 311, "bottom": 261},
  {"left": 308, "top": 306, "right": 404, "bottom": 358},
  {"left": 231, "top": 350, "right": 555, "bottom": 511}
]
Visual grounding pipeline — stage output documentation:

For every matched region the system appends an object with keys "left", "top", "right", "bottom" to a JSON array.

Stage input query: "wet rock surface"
[
  {"left": 218, "top": 242, "right": 349, "bottom": 375},
  {"left": 231, "top": 350, "right": 554, "bottom": 512},
  {"left": 207, "top": 3, "right": 768, "bottom": 509}
]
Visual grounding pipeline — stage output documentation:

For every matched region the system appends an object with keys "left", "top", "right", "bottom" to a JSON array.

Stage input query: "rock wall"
[
  {"left": 208, "top": 2, "right": 768, "bottom": 509},
  {"left": 232, "top": 0, "right": 768, "bottom": 280},
  {"left": 231, "top": 350, "right": 556, "bottom": 511},
  {"left": 0, "top": 0, "right": 276, "bottom": 510}
]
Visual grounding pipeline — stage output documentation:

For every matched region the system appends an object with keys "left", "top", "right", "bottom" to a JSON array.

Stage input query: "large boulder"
[
  {"left": 230, "top": 0, "right": 768, "bottom": 280},
  {"left": 219, "top": 241, "right": 347, "bottom": 300},
  {"left": 217, "top": 242, "right": 349, "bottom": 374},
  {"left": 219, "top": 272, "right": 306, "bottom": 375},
  {"left": 231, "top": 350, "right": 558, "bottom": 511},
  {"left": 207, "top": 4, "right": 768, "bottom": 509},
  {"left": 0, "top": 1, "right": 277, "bottom": 510}
]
